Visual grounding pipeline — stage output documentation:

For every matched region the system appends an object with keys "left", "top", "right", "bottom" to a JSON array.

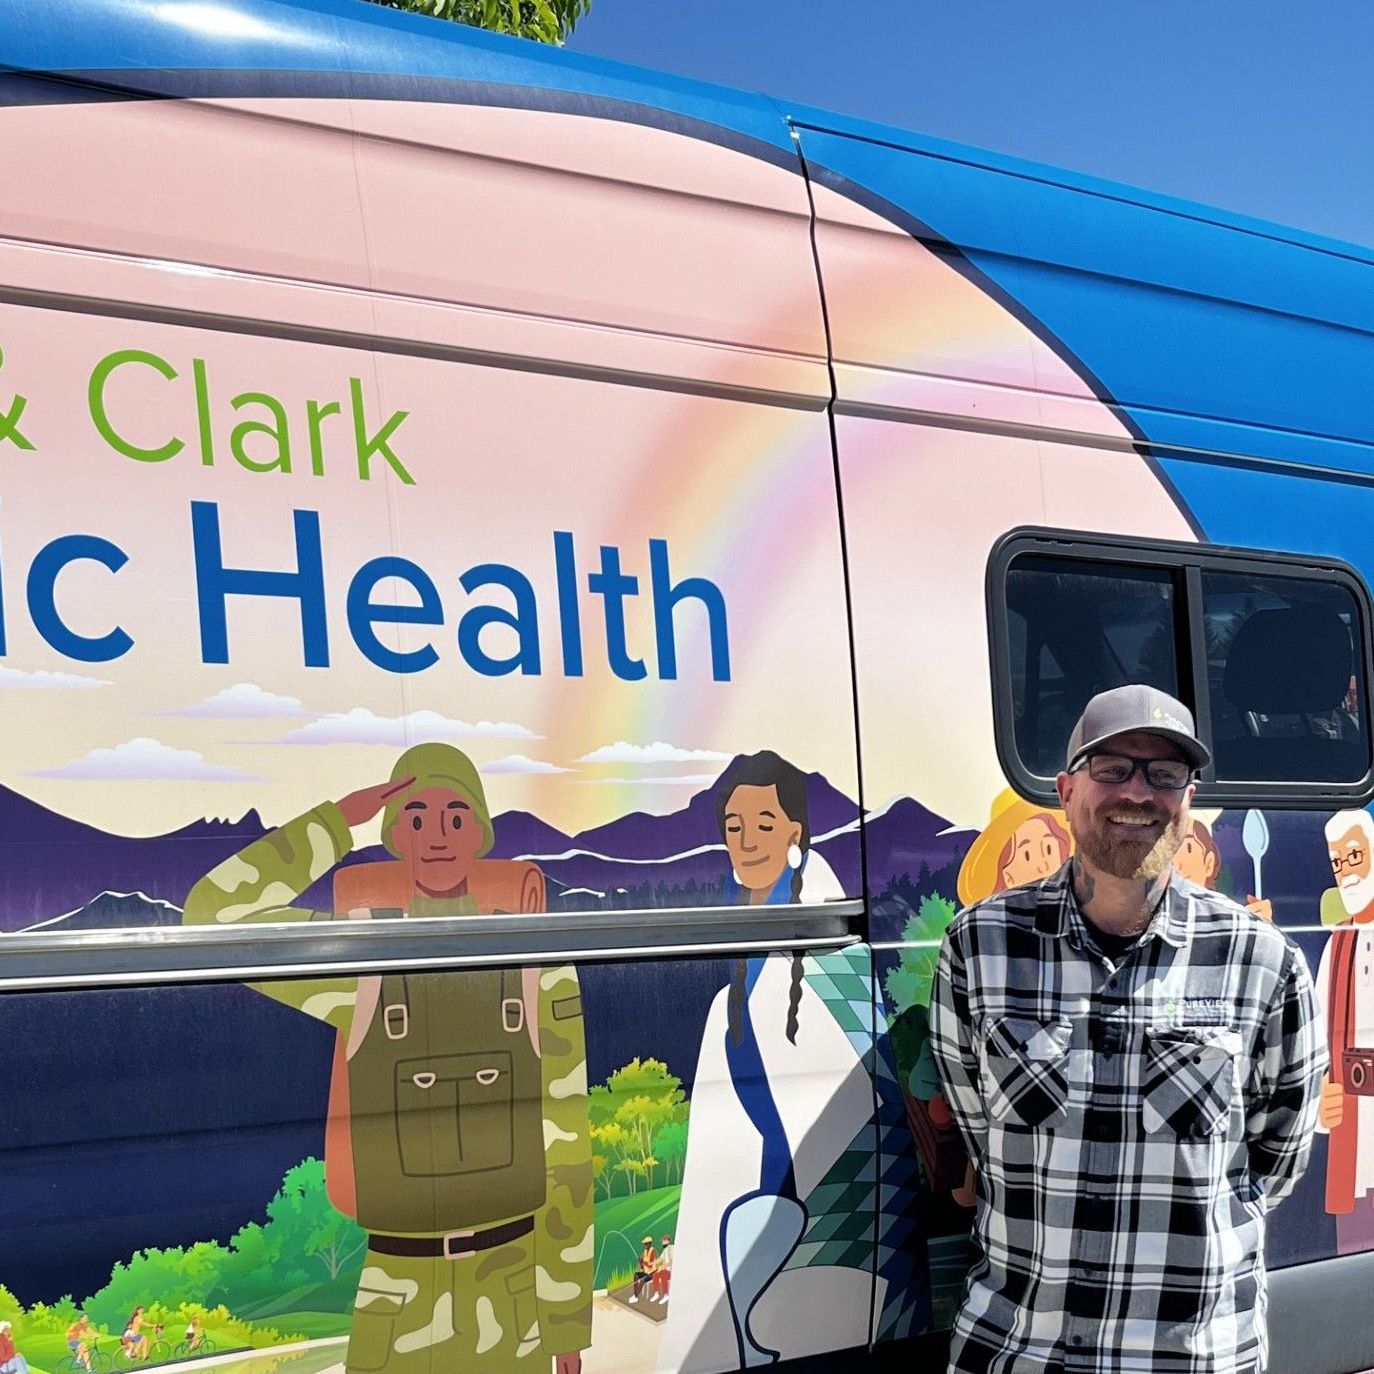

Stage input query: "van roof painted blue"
[
  {"left": 4, "top": 0, "right": 1370, "bottom": 265},
  {"left": 6, "top": 0, "right": 1374, "bottom": 559},
  {"left": 0, "top": 0, "right": 798, "bottom": 150}
]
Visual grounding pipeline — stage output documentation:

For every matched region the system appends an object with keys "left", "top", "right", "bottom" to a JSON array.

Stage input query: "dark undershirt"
[{"left": 1083, "top": 921, "right": 1141, "bottom": 963}]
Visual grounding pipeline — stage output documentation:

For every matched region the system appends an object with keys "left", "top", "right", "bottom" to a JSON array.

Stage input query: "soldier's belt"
[{"left": 368, "top": 1217, "right": 535, "bottom": 1259}]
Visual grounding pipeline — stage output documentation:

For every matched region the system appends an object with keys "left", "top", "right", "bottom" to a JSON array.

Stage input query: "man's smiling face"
[
  {"left": 387, "top": 785, "right": 486, "bottom": 897},
  {"left": 1058, "top": 730, "right": 1194, "bottom": 881}
]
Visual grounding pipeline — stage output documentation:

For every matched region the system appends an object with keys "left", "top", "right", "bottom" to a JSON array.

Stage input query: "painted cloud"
[
  {"left": 482, "top": 754, "right": 572, "bottom": 775},
  {"left": 26, "top": 737, "right": 263, "bottom": 781},
  {"left": 0, "top": 665, "right": 109, "bottom": 689},
  {"left": 164, "top": 683, "right": 313, "bottom": 718},
  {"left": 280, "top": 707, "right": 537, "bottom": 747},
  {"left": 577, "top": 740, "right": 730, "bottom": 765},
  {"left": 575, "top": 773, "right": 714, "bottom": 786}
]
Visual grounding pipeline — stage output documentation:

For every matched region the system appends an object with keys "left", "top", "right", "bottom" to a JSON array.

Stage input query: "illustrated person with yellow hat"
[
  {"left": 184, "top": 742, "right": 593, "bottom": 1374},
  {"left": 904, "top": 791, "right": 1074, "bottom": 1208},
  {"left": 956, "top": 788, "right": 1073, "bottom": 909}
]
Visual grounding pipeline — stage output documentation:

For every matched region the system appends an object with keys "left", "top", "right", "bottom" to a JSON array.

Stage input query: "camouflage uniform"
[{"left": 184, "top": 803, "right": 594, "bottom": 1374}]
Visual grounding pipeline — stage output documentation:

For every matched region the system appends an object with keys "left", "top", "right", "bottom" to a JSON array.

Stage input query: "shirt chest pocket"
[
  {"left": 982, "top": 1016, "right": 1073, "bottom": 1128},
  {"left": 1142, "top": 1027, "right": 1242, "bottom": 1138}
]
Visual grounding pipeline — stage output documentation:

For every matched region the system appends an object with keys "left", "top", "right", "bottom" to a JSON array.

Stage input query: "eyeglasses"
[
  {"left": 1333, "top": 849, "right": 1366, "bottom": 874},
  {"left": 1074, "top": 753, "right": 1194, "bottom": 791}
]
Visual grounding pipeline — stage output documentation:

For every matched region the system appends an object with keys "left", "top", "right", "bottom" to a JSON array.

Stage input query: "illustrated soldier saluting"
[{"left": 185, "top": 742, "right": 593, "bottom": 1374}]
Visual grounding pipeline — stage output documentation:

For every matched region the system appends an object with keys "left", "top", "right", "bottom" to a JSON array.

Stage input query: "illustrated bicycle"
[
  {"left": 111, "top": 1326, "right": 170, "bottom": 1366},
  {"left": 57, "top": 1338, "right": 112, "bottom": 1374},
  {"left": 171, "top": 1335, "right": 216, "bottom": 1361}
]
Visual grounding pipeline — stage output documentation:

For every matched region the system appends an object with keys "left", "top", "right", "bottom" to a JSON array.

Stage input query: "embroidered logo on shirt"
[{"left": 1162, "top": 996, "right": 1228, "bottom": 1025}]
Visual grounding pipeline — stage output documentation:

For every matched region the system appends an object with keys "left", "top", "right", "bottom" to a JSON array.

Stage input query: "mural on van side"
[
  {"left": 1173, "top": 817, "right": 1273, "bottom": 922},
  {"left": 0, "top": 747, "right": 929, "bottom": 1374},
  {"left": 4, "top": 85, "right": 1372, "bottom": 1374},
  {"left": 7, "top": 753, "right": 1374, "bottom": 1367}
]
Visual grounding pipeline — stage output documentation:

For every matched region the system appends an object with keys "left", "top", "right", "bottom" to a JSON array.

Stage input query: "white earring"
[
  {"left": 787, "top": 843, "right": 803, "bottom": 870},
  {"left": 732, "top": 868, "right": 745, "bottom": 884}
]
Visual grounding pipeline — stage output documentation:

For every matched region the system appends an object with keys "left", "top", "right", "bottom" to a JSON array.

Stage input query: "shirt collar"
[{"left": 1035, "top": 860, "right": 1192, "bottom": 950}]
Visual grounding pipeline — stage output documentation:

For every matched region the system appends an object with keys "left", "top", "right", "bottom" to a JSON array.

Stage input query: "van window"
[
  {"left": 1202, "top": 569, "right": 1367, "bottom": 782},
  {"left": 1004, "top": 555, "right": 1181, "bottom": 778},
  {"left": 991, "top": 533, "right": 1374, "bottom": 804}
]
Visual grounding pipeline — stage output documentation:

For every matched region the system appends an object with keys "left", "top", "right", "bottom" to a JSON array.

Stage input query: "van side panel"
[{"left": 0, "top": 87, "right": 918, "bottom": 1374}]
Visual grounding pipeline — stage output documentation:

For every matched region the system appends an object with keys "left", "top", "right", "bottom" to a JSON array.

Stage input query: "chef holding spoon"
[{"left": 1173, "top": 812, "right": 1274, "bottom": 921}]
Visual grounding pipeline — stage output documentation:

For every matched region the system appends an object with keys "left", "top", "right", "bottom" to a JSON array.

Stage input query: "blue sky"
[{"left": 567, "top": 0, "right": 1374, "bottom": 249}]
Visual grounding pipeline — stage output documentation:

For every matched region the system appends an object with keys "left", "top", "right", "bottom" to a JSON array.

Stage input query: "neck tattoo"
[
  {"left": 1072, "top": 857, "right": 1096, "bottom": 912},
  {"left": 1072, "top": 856, "right": 1165, "bottom": 934},
  {"left": 1139, "top": 873, "right": 1169, "bottom": 914}
]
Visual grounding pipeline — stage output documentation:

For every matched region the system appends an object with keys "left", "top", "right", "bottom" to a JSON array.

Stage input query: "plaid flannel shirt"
[{"left": 929, "top": 862, "right": 1324, "bottom": 1374}]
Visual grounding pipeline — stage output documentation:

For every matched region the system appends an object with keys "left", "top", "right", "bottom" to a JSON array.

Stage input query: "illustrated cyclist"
[
  {"left": 65, "top": 1315, "right": 94, "bottom": 1373},
  {"left": 120, "top": 1309, "right": 153, "bottom": 1362}
]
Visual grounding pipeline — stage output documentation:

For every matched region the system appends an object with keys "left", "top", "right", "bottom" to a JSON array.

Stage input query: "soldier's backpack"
[{"left": 324, "top": 859, "right": 551, "bottom": 1231}]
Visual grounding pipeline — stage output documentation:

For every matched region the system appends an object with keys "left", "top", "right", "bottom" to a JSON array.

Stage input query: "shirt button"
[{"left": 1071, "top": 1335, "right": 1085, "bottom": 1347}]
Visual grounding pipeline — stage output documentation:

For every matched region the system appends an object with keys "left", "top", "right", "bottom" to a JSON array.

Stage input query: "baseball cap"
[{"left": 1066, "top": 684, "right": 1211, "bottom": 772}]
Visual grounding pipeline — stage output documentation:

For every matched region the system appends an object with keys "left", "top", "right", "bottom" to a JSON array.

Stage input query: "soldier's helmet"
[{"left": 380, "top": 742, "right": 495, "bottom": 858}]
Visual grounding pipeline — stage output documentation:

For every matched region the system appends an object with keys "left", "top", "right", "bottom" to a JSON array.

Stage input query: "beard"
[
  {"left": 1073, "top": 801, "right": 1188, "bottom": 880},
  {"left": 1339, "top": 867, "right": 1374, "bottom": 918}
]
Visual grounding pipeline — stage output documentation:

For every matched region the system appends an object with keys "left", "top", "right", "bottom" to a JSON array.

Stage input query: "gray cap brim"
[{"left": 1069, "top": 724, "right": 1210, "bottom": 772}]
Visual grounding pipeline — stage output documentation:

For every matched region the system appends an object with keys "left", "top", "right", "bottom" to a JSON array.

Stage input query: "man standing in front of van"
[{"left": 931, "top": 685, "right": 1324, "bottom": 1374}]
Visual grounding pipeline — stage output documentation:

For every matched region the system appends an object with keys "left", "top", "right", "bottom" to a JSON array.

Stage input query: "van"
[{"left": 2, "top": 3, "right": 1374, "bottom": 1374}]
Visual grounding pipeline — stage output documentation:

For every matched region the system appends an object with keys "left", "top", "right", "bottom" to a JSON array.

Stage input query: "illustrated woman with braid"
[
  {"left": 718, "top": 752, "right": 839, "bottom": 1091},
  {"left": 660, "top": 753, "right": 928, "bottom": 1371}
]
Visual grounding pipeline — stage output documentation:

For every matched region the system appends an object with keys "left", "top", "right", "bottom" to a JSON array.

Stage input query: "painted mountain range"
[
  {"left": 1, "top": 774, "right": 1339, "bottom": 935},
  {"left": 0, "top": 769, "right": 972, "bottom": 933}
]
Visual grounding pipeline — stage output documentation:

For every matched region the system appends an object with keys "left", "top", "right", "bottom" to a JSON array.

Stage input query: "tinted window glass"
[
  {"left": 1204, "top": 570, "right": 1370, "bottom": 782},
  {"left": 1004, "top": 556, "right": 1180, "bottom": 777}
]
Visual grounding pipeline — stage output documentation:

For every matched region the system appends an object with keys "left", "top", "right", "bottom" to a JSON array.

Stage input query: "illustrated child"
[{"left": 121, "top": 1308, "right": 151, "bottom": 1362}]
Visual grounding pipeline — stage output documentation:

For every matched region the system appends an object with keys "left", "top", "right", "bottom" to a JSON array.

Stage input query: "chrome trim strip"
[
  {"left": 0, "top": 936, "right": 862, "bottom": 993},
  {"left": 0, "top": 901, "right": 863, "bottom": 991}
]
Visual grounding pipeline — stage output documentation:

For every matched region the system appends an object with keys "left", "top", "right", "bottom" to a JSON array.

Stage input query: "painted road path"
[{"left": 163, "top": 1299, "right": 663, "bottom": 1374}]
